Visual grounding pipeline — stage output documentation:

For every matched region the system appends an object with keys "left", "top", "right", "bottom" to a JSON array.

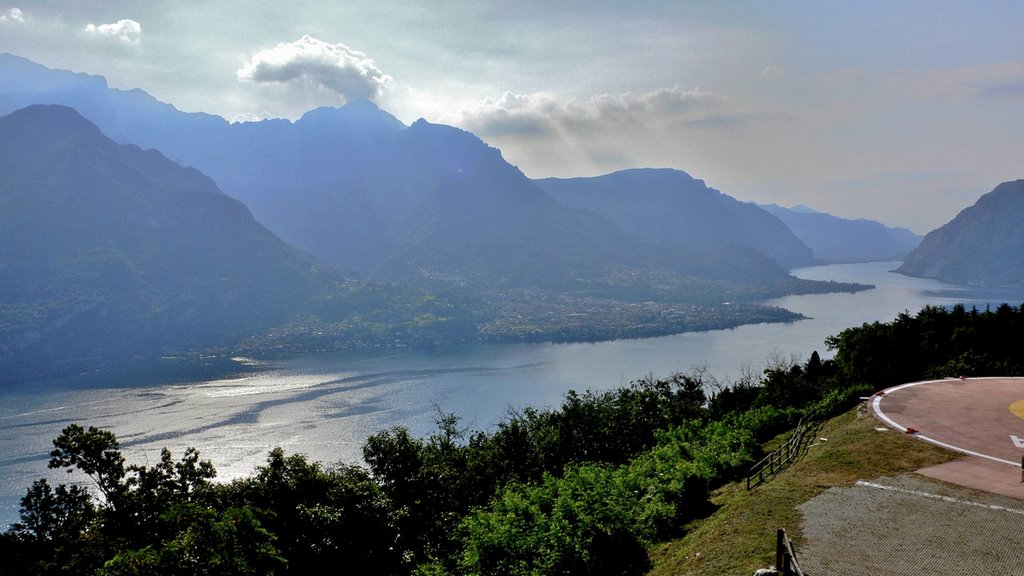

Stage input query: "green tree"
[
  {"left": 459, "top": 466, "right": 653, "bottom": 576},
  {"left": 49, "top": 424, "right": 126, "bottom": 509},
  {"left": 363, "top": 413, "right": 474, "bottom": 568},
  {"left": 11, "top": 479, "right": 95, "bottom": 543},
  {"left": 100, "top": 504, "right": 284, "bottom": 576},
  {"left": 5, "top": 479, "right": 102, "bottom": 576},
  {"left": 226, "top": 448, "right": 402, "bottom": 574}
]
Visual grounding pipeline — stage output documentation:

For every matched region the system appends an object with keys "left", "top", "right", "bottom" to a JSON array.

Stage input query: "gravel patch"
[{"left": 797, "top": 475, "right": 1024, "bottom": 575}]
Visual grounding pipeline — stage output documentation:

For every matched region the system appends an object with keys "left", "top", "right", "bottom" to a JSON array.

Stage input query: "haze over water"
[{"left": 2, "top": 261, "right": 1022, "bottom": 527}]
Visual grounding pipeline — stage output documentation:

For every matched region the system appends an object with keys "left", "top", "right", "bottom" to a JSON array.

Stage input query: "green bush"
[{"left": 458, "top": 465, "right": 653, "bottom": 576}]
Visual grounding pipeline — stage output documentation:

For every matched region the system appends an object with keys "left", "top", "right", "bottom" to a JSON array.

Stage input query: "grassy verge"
[{"left": 647, "top": 403, "right": 959, "bottom": 576}]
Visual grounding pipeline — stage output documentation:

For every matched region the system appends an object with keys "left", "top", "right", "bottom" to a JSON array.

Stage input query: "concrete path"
[
  {"left": 798, "top": 475, "right": 1024, "bottom": 575},
  {"left": 795, "top": 378, "right": 1024, "bottom": 575}
]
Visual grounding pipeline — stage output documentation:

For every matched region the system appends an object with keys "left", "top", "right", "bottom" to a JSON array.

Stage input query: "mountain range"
[
  {"left": 0, "top": 54, "right": 820, "bottom": 286},
  {"left": 0, "top": 54, "right": 924, "bottom": 279},
  {"left": 1, "top": 54, "right": 911, "bottom": 381},
  {"left": 897, "top": 180, "right": 1024, "bottom": 287},
  {"left": 759, "top": 203, "right": 922, "bottom": 264}
]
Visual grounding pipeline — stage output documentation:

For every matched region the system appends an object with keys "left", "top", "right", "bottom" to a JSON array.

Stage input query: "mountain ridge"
[
  {"left": 0, "top": 104, "right": 343, "bottom": 381},
  {"left": 0, "top": 56, "right": 884, "bottom": 380},
  {"left": 897, "top": 180, "right": 1024, "bottom": 286},
  {"left": 0, "top": 54, "right": 816, "bottom": 293},
  {"left": 535, "top": 168, "right": 816, "bottom": 270},
  {"left": 759, "top": 203, "right": 922, "bottom": 264}
]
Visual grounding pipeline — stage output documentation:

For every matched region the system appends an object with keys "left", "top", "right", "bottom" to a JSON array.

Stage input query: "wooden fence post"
[{"left": 776, "top": 528, "right": 784, "bottom": 573}]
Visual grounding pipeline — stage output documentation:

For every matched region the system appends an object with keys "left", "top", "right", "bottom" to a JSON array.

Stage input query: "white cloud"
[
  {"left": 0, "top": 7, "right": 24, "bottom": 23},
  {"left": 230, "top": 111, "right": 269, "bottom": 124},
  {"left": 432, "top": 86, "right": 754, "bottom": 178},
  {"left": 761, "top": 65, "right": 780, "bottom": 79},
  {"left": 237, "top": 35, "right": 392, "bottom": 103},
  {"left": 84, "top": 19, "right": 142, "bottom": 44},
  {"left": 450, "top": 86, "right": 743, "bottom": 140}
]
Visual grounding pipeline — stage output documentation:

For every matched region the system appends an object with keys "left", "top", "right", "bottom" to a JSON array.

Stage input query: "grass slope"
[{"left": 647, "top": 404, "right": 957, "bottom": 575}]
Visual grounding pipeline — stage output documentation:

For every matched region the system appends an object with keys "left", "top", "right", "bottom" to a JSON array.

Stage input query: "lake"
[{"left": 2, "top": 261, "right": 1022, "bottom": 527}]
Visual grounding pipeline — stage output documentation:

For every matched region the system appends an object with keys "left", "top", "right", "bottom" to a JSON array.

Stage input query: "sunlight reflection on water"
[{"left": 2, "top": 262, "right": 1022, "bottom": 527}]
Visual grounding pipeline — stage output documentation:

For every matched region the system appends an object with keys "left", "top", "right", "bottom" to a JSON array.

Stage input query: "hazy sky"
[{"left": 2, "top": 1, "right": 1022, "bottom": 233}]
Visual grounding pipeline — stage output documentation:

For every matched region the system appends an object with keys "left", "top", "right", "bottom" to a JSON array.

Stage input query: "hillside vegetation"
[
  {"left": 649, "top": 406, "right": 956, "bottom": 575},
  {"left": 3, "top": 302, "right": 1023, "bottom": 575}
]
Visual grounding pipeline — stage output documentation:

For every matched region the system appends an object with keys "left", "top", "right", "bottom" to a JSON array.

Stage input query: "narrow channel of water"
[{"left": 2, "top": 262, "right": 1021, "bottom": 526}]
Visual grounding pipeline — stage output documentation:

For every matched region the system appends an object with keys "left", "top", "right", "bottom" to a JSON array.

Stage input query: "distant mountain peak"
[
  {"left": 409, "top": 117, "right": 471, "bottom": 136},
  {"left": 343, "top": 97, "right": 382, "bottom": 112},
  {"left": 406, "top": 118, "right": 505, "bottom": 164},
  {"left": 616, "top": 167, "right": 693, "bottom": 176},
  {"left": 605, "top": 167, "right": 697, "bottom": 181},
  {"left": 536, "top": 168, "right": 815, "bottom": 270},
  {"left": 0, "top": 52, "right": 110, "bottom": 92},
  {"left": 591, "top": 168, "right": 719, "bottom": 196},
  {"left": 759, "top": 202, "right": 922, "bottom": 264},
  {"left": 1, "top": 103, "right": 104, "bottom": 142},
  {"left": 297, "top": 99, "right": 405, "bottom": 130},
  {"left": 979, "top": 178, "right": 1024, "bottom": 203},
  {"left": 789, "top": 204, "right": 820, "bottom": 214}
]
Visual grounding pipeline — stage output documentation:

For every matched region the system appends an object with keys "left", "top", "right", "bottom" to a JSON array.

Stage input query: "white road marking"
[
  {"left": 855, "top": 480, "right": 1024, "bottom": 515},
  {"left": 871, "top": 378, "right": 1020, "bottom": 467}
]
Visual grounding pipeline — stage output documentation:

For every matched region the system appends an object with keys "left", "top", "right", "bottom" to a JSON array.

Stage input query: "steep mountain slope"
[
  {"left": 251, "top": 112, "right": 709, "bottom": 291},
  {"left": 535, "top": 168, "right": 815, "bottom": 270},
  {"left": 0, "top": 105, "right": 342, "bottom": 378},
  {"left": 373, "top": 122, "right": 795, "bottom": 290},
  {"left": 759, "top": 203, "right": 922, "bottom": 264},
  {"left": 0, "top": 54, "right": 804, "bottom": 293},
  {"left": 897, "top": 180, "right": 1024, "bottom": 286}
]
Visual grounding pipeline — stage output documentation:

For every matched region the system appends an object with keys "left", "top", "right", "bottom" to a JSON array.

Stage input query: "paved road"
[{"left": 872, "top": 377, "right": 1024, "bottom": 499}]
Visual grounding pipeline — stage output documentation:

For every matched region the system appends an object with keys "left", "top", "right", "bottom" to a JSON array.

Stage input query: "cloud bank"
[
  {"left": 84, "top": 19, "right": 142, "bottom": 44},
  {"left": 237, "top": 35, "right": 392, "bottom": 103},
  {"left": 436, "top": 86, "right": 752, "bottom": 178},
  {"left": 0, "top": 7, "right": 23, "bottom": 23},
  {"left": 452, "top": 86, "right": 745, "bottom": 139}
]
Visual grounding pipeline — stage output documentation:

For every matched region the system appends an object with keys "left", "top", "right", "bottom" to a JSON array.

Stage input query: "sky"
[{"left": 2, "top": 1, "right": 1023, "bottom": 234}]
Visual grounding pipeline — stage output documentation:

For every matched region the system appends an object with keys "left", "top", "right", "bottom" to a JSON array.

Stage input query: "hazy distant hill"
[
  {"left": 0, "top": 53, "right": 808, "bottom": 294},
  {"left": 0, "top": 55, "right": 880, "bottom": 383},
  {"left": 759, "top": 203, "right": 922, "bottom": 264},
  {"left": 897, "top": 180, "right": 1024, "bottom": 286},
  {"left": 0, "top": 105, "right": 342, "bottom": 379},
  {"left": 535, "top": 169, "right": 815, "bottom": 270}
]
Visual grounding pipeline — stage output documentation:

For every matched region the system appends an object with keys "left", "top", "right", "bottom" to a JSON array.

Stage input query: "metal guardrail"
[
  {"left": 746, "top": 410, "right": 818, "bottom": 490},
  {"left": 775, "top": 528, "right": 805, "bottom": 576}
]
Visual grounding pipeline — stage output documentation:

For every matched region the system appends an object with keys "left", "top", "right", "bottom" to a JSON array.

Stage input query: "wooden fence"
[
  {"left": 746, "top": 410, "right": 818, "bottom": 490},
  {"left": 775, "top": 528, "right": 805, "bottom": 576}
]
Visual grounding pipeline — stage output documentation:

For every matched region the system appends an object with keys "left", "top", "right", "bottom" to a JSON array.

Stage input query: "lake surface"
[{"left": 2, "top": 261, "right": 1022, "bottom": 527}]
